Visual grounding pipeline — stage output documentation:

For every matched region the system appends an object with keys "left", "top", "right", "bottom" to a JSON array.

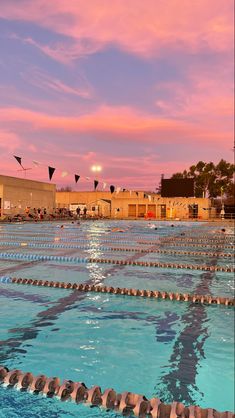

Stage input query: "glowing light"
[{"left": 91, "top": 165, "right": 102, "bottom": 172}]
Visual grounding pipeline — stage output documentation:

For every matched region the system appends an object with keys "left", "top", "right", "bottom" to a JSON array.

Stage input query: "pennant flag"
[
  {"left": 94, "top": 180, "right": 99, "bottom": 190},
  {"left": 48, "top": 166, "right": 55, "bottom": 181},
  {"left": 116, "top": 187, "right": 121, "bottom": 194},
  {"left": 14, "top": 155, "right": 22, "bottom": 167},
  {"left": 61, "top": 171, "right": 69, "bottom": 178},
  {"left": 110, "top": 185, "right": 115, "bottom": 194},
  {"left": 103, "top": 182, "right": 107, "bottom": 190},
  {"left": 136, "top": 192, "right": 139, "bottom": 196},
  {"left": 32, "top": 160, "right": 40, "bottom": 167},
  {"left": 75, "top": 174, "right": 80, "bottom": 183}
]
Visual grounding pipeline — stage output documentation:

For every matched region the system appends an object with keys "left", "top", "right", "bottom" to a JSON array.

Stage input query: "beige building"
[
  {"left": 0, "top": 177, "right": 212, "bottom": 220},
  {"left": 56, "top": 190, "right": 212, "bottom": 220},
  {"left": 111, "top": 191, "right": 212, "bottom": 220},
  {"left": 0, "top": 175, "right": 56, "bottom": 219},
  {"left": 56, "top": 191, "right": 112, "bottom": 218}
]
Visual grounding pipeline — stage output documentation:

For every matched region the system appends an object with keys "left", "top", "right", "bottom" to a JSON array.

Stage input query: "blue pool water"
[{"left": 0, "top": 220, "right": 234, "bottom": 416}]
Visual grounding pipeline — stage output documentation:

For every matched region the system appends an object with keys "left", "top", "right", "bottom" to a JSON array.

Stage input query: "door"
[
  {"left": 128, "top": 204, "right": 136, "bottom": 217},
  {"left": 138, "top": 205, "right": 146, "bottom": 217}
]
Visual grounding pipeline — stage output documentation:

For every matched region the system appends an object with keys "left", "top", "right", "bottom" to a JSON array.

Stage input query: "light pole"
[
  {"left": 220, "top": 186, "right": 225, "bottom": 219},
  {"left": 91, "top": 165, "right": 102, "bottom": 217}
]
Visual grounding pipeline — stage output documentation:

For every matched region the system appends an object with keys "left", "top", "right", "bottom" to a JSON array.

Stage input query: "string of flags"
[
  {"left": 13, "top": 155, "right": 119, "bottom": 194},
  {"left": 13, "top": 156, "right": 188, "bottom": 206}
]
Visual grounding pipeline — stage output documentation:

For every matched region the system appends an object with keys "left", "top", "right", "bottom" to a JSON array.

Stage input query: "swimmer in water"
[{"left": 148, "top": 223, "right": 156, "bottom": 229}]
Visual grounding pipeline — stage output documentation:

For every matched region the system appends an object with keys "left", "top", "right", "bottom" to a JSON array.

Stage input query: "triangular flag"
[
  {"left": 94, "top": 180, "right": 99, "bottom": 190},
  {"left": 136, "top": 192, "right": 139, "bottom": 196},
  {"left": 110, "top": 185, "right": 115, "bottom": 194},
  {"left": 48, "top": 166, "right": 55, "bottom": 180},
  {"left": 61, "top": 171, "right": 69, "bottom": 178},
  {"left": 103, "top": 182, "right": 107, "bottom": 190},
  {"left": 116, "top": 187, "right": 121, "bottom": 194},
  {"left": 14, "top": 155, "right": 22, "bottom": 167},
  {"left": 75, "top": 174, "right": 80, "bottom": 183},
  {"left": 32, "top": 160, "right": 40, "bottom": 167}
]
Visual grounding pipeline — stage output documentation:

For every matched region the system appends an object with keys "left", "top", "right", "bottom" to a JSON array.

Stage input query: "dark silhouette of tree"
[
  {"left": 171, "top": 159, "right": 234, "bottom": 198},
  {"left": 56, "top": 186, "right": 72, "bottom": 192}
]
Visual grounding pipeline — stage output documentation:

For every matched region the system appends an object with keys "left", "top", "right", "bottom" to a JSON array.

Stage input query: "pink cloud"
[
  {"left": 154, "top": 65, "right": 234, "bottom": 129},
  {"left": 21, "top": 67, "right": 93, "bottom": 99},
  {"left": 2, "top": 0, "right": 233, "bottom": 62},
  {"left": 0, "top": 105, "right": 232, "bottom": 145},
  {"left": 0, "top": 130, "right": 22, "bottom": 152},
  {"left": 13, "top": 35, "right": 101, "bottom": 65}
]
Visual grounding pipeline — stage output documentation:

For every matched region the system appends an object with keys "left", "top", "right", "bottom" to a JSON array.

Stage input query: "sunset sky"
[{"left": 0, "top": 0, "right": 234, "bottom": 190}]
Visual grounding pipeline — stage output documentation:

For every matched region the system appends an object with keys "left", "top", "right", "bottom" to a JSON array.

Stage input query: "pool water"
[{"left": 0, "top": 220, "right": 234, "bottom": 416}]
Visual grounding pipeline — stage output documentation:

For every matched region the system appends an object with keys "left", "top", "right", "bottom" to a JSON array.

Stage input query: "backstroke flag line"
[
  {"left": 11, "top": 155, "right": 146, "bottom": 192},
  {"left": 48, "top": 166, "right": 55, "bottom": 181}
]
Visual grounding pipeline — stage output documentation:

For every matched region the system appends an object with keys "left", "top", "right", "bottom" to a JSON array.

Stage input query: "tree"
[
  {"left": 171, "top": 159, "right": 235, "bottom": 198},
  {"left": 56, "top": 186, "right": 72, "bottom": 192}
]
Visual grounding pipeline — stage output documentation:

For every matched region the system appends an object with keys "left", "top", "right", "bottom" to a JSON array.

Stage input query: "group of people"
[
  {"left": 76, "top": 206, "right": 87, "bottom": 218},
  {"left": 25, "top": 207, "right": 47, "bottom": 220},
  {"left": 20, "top": 206, "right": 88, "bottom": 221}
]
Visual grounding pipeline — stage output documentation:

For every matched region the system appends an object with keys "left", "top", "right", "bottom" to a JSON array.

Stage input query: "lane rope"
[
  {"left": 1, "top": 276, "right": 233, "bottom": 307},
  {"left": 1, "top": 235, "right": 234, "bottom": 249},
  {"left": 0, "top": 251, "right": 234, "bottom": 272},
  {"left": 0, "top": 241, "right": 233, "bottom": 258},
  {"left": 0, "top": 366, "right": 233, "bottom": 417}
]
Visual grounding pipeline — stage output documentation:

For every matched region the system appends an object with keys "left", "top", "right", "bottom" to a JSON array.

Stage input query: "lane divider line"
[
  {"left": 0, "top": 252, "right": 234, "bottom": 272},
  {"left": 0, "top": 241, "right": 233, "bottom": 258},
  {"left": 1, "top": 276, "right": 234, "bottom": 307},
  {"left": 0, "top": 366, "right": 233, "bottom": 417}
]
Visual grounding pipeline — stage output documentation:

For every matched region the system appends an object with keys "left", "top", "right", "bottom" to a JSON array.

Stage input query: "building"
[
  {"left": 56, "top": 190, "right": 213, "bottom": 220},
  {"left": 0, "top": 175, "right": 56, "bottom": 219},
  {"left": 111, "top": 191, "right": 212, "bottom": 220},
  {"left": 56, "top": 191, "right": 112, "bottom": 218}
]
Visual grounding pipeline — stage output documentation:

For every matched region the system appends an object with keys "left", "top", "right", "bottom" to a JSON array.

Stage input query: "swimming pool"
[{"left": 0, "top": 220, "right": 234, "bottom": 417}]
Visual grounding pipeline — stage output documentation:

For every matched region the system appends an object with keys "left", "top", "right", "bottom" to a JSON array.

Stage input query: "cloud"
[
  {"left": 13, "top": 35, "right": 101, "bottom": 65},
  {"left": 0, "top": 104, "right": 232, "bottom": 146},
  {"left": 20, "top": 67, "right": 93, "bottom": 99},
  {"left": 1, "top": 0, "right": 233, "bottom": 62},
  {"left": 0, "top": 130, "right": 22, "bottom": 152},
  {"left": 0, "top": 105, "right": 200, "bottom": 138},
  {"left": 153, "top": 56, "right": 234, "bottom": 138}
]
